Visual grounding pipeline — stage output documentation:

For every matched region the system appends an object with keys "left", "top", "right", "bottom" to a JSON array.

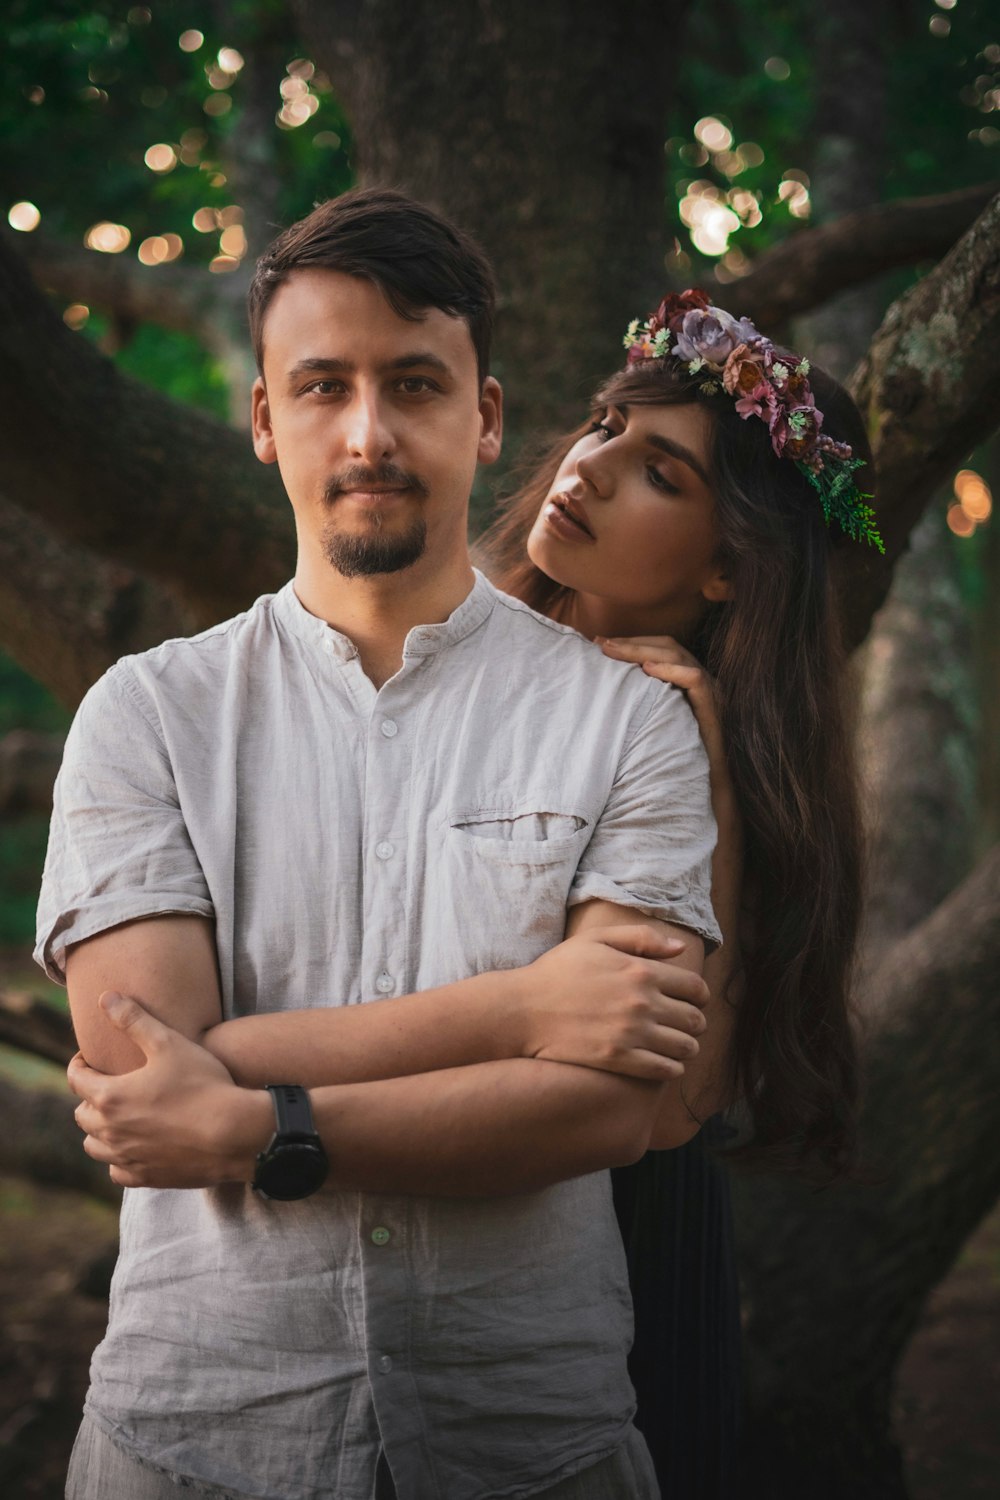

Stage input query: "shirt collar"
[{"left": 272, "top": 569, "right": 497, "bottom": 663}]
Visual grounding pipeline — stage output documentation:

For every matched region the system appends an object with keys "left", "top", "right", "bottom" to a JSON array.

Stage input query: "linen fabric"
[
  {"left": 38, "top": 571, "right": 718, "bottom": 1500},
  {"left": 66, "top": 1414, "right": 661, "bottom": 1499}
]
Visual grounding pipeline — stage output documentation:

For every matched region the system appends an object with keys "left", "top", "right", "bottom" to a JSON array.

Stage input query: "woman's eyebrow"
[{"left": 645, "top": 433, "right": 710, "bottom": 487}]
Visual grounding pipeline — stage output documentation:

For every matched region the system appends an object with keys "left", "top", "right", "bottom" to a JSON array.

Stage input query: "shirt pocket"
[
  {"left": 437, "top": 801, "right": 593, "bottom": 973},
  {"left": 448, "top": 804, "right": 591, "bottom": 866}
]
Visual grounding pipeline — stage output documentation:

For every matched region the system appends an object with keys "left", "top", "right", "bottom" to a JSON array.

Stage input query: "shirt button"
[
  {"left": 371, "top": 1225, "right": 391, "bottom": 1246},
  {"left": 375, "top": 973, "right": 394, "bottom": 994},
  {"left": 377, "top": 1354, "right": 393, "bottom": 1374},
  {"left": 380, "top": 719, "right": 398, "bottom": 739},
  {"left": 375, "top": 841, "right": 395, "bottom": 860}
]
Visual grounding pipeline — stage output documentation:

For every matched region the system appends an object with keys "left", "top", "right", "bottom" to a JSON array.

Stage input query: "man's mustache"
[{"left": 324, "top": 464, "right": 429, "bottom": 502}]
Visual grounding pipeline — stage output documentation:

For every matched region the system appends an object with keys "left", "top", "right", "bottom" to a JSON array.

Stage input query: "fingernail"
[{"left": 99, "top": 990, "right": 125, "bottom": 1011}]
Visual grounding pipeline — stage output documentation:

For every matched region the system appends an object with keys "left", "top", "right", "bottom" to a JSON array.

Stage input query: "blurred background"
[{"left": 0, "top": 1, "right": 998, "bottom": 1496}]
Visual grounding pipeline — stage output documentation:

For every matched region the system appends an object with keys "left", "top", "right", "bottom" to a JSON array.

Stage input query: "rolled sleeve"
[
  {"left": 569, "top": 682, "right": 723, "bottom": 950},
  {"left": 34, "top": 661, "right": 214, "bottom": 984}
]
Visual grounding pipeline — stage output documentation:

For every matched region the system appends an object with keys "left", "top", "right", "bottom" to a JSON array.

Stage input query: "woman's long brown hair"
[{"left": 480, "top": 359, "right": 866, "bottom": 1173}]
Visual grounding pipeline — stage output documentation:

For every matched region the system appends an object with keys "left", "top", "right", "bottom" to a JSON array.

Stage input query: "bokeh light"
[
  {"left": 84, "top": 222, "right": 131, "bottom": 253},
  {"left": 694, "top": 117, "right": 733, "bottom": 153},
  {"left": 63, "top": 303, "right": 89, "bottom": 330},
  {"left": 144, "top": 143, "right": 177, "bottom": 173},
  {"left": 179, "top": 30, "right": 204, "bottom": 53},
  {"left": 8, "top": 201, "right": 41, "bottom": 231}
]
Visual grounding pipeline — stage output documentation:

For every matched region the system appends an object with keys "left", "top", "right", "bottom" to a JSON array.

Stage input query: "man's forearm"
[{"left": 229, "top": 1058, "right": 660, "bottom": 1197}]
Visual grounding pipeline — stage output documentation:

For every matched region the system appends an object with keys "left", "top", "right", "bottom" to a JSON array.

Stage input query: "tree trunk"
[
  {"left": 856, "top": 510, "right": 977, "bottom": 968},
  {"left": 735, "top": 845, "right": 1000, "bottom": 1498},
  {"left": 295, "top": 0, "right": 693, "bottom": 502}
]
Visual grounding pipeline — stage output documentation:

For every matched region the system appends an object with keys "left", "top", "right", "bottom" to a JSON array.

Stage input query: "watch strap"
[{"left": 264, "top": 1083, "right": 318, "bottom": 1140}]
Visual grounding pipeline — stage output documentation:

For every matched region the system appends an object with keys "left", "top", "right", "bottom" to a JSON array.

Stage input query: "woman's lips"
[{"left": 543, "top": 494, "right": 597, "bottom": 542}]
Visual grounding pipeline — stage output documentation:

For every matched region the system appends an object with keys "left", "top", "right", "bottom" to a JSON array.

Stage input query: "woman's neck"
[{"left": 558, "top": 588, "right": 705, "bottom": 644}]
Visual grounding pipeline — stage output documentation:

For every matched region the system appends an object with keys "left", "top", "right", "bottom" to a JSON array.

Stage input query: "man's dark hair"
[{"left": 247, "top": 188, "right": 497, "bottom": 386}]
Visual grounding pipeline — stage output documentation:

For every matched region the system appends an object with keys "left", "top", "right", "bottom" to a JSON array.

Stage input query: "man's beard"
[
  {"left": 321, "top": 514, "right": 428, "bottom": 578},
  {"left": 320, "top": 463, "right": 429, "bottom": 579}
]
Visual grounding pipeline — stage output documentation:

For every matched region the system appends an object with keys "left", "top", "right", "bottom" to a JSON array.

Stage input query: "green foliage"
[
  {"left": 663, "top": 0, "right": 1000, "bottom": 281},
  {"left": 2, "top": 0, "right": 352, "bottom": 259}
]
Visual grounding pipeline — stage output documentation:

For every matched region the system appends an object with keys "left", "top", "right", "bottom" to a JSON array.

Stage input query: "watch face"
[{"left": 255, "top": 1143, "right": 328, "bottom": 1201}]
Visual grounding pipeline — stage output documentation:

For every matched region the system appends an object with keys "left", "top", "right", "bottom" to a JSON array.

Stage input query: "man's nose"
[{"left": 345, "top": 392, "right": 395, "bottom": 463}]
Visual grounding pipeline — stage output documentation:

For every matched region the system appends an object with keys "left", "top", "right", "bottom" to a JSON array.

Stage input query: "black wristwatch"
[{"left": 252, "top": 1085, "right": 329, "bottom": 1201}]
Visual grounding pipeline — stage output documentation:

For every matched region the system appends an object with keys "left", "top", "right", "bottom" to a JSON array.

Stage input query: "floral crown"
[{"left": 622, "top": 289, "right": 884, "bottom": 552}]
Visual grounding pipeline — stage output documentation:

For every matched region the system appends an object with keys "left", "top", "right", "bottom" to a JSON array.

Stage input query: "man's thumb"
[{"left": 98, "top": 991, "right": 163, "bottom": 1051}]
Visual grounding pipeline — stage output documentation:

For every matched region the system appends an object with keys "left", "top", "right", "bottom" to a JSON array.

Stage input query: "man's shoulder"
[
  {"left": 483, "top": 581, "right": 677, "bottom": 718},
  {"left": 78, "top": 592, "right": 283, "bottom": 728}
]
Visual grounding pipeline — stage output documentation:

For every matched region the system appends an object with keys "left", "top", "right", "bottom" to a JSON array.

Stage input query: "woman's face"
[{"left": 526, "top": 400, "right": 731, "bottom": 639}]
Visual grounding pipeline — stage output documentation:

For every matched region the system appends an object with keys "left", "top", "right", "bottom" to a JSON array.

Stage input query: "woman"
[{"left": 480, "top": 289, "right": 876, "bottom": 1496}]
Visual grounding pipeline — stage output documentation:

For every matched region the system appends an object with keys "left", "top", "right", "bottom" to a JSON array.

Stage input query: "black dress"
[{"left": 612, "top": 1119, "right": 742, "bottom": 1499}]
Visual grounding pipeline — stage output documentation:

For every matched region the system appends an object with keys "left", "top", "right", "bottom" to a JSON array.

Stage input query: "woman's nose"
[{"left": 574, "top": 444, "right": 613, "bottom": 499}]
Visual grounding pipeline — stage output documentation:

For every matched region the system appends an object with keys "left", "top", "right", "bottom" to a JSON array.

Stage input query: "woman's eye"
[
  {"left": 588, "top": 420, "right": 615, "bottom": 441},
  {"left": 647, "top": 466, "right": 680, "bottom": 495}
]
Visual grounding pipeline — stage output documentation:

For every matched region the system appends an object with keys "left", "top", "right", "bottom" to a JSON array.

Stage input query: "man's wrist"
[{"left": 219, "top": 1087, "right": 274, "bottom": 1183}]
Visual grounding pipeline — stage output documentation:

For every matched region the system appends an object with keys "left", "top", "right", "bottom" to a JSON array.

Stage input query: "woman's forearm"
[{"left": 201, "top": 968, "right": 528, "bottom": 1087}]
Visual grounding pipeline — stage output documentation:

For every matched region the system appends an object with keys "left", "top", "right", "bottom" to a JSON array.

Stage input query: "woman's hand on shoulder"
[{"left": 598, "top": 635, "right": 724, "bottom": 783}]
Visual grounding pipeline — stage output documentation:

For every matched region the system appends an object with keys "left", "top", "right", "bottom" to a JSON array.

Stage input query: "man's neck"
[{"left": 293, "top": 552, "right": 477, "bottom": 689}]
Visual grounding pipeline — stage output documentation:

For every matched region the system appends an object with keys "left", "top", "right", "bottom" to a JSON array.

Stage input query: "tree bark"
[{"left": 736, "top": 844, "right": 1000, "bottom": 1498}]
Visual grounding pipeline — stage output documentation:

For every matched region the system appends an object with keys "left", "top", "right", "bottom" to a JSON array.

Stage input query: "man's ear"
[
  {"left": 251, "top": 377, "right": 276, "bottom": 464},
  {"left": 477, "top": 376, "right": 503, "bottom": 467}
]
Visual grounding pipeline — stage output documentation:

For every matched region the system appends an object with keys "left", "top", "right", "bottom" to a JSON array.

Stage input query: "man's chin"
[{"left": 321, "top": 519, "right": 428, "bottom": 580}]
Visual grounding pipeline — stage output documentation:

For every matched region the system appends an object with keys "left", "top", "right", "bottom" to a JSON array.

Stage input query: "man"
[{"left": 39, "top": 190, "right": 723, "bottom": 1500}]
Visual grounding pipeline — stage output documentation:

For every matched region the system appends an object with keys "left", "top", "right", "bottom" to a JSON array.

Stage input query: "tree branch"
[
  {"left": 837, "top": 189, "right": 1000, "bottom": 649},
  {"left": 7, "top": 227, "right": 244, "bottom": 345},
  {"left": 0, "top": 991, "right": 75, "bottom": 1068},
  {"left": 0, "top": 233, "right": 294, "bottom": 632},
  {"left": 0, "top": 731, "right": 63, "bottom": 816},
  {"left": 728, "top": 181, "right": 1000, "bottom": 330},
  {"left": 0, "top": 1077, "right": 120, "bottom": 1204},
  {"left": 0, "top": 493, "right": 193, "bottom": 707}
]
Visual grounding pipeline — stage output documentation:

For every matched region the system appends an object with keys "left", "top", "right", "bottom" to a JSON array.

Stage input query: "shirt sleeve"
[
  {"left": 34, "top": 660, "right": 215, "bottom": 984},
  {"left": 568, "top": 681, "right": 723, "bottom": 950}
]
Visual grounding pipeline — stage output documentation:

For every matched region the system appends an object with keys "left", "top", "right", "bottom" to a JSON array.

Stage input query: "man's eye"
[
  {"left": 305, "top": 380, "right": 342, "bottom": 395},
  {"left": 398, "top": 376, "right": 436, "bottom": 394}
]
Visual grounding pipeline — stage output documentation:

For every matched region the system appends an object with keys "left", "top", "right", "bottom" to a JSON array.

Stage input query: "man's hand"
[
  {"left": 518, "top": 925, "right": 709, "bottom": 1081},
  {"left": 67, "top": 991, "right": 270, "bottom": 1189}
]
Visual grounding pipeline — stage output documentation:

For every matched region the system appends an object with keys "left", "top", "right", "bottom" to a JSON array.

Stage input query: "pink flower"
[{"left": 723, "top": 344, "right": 770, "bottom": 399}]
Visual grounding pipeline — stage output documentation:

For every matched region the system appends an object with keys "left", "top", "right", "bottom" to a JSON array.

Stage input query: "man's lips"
[{"left": 544, "top": 493, "right": 596, "bottom": 540}]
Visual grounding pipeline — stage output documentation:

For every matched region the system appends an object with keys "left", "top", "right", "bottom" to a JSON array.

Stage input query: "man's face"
[{"left": 251, "top": 270, "right": 502, "bottom": 580}]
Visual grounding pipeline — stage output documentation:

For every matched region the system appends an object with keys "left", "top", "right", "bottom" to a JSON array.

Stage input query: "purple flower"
[{"left": 674, "top": 307, "right": 746, "bottom": 367}]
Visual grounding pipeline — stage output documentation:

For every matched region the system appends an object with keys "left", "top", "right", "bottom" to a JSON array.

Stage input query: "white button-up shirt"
[{"left": 37, "top": 572, "right": 720, "bottom": 1500}]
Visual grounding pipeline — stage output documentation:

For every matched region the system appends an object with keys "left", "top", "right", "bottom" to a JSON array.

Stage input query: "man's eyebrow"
[{"left": 287, "top": 353, "right": 454, "bottom": 382}]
